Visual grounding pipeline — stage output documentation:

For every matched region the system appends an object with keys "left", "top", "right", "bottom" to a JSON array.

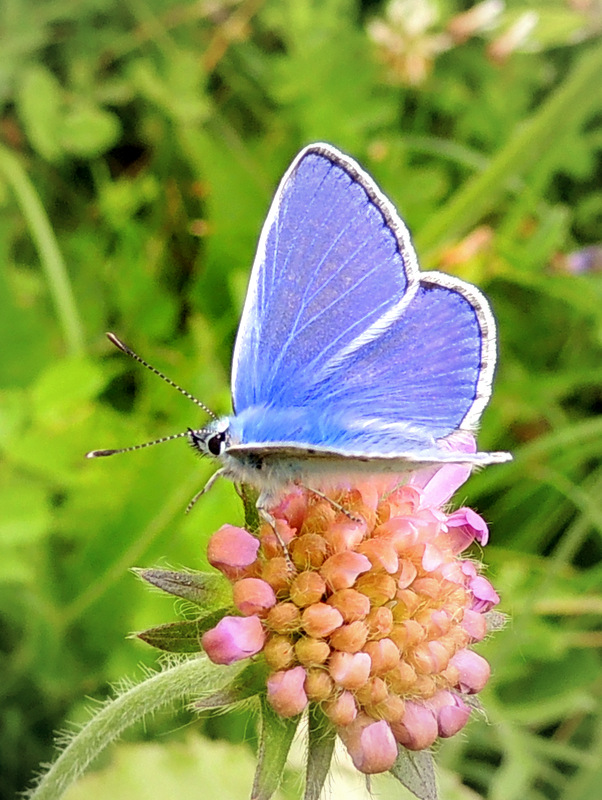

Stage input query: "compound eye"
[{"left": 207, "top": 432, "right": 225, "bottom": 456}]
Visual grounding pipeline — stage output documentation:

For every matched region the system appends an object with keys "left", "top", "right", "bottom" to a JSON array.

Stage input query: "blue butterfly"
[{"left": 89, "top": 143, "right": 510, "bottom": 511}]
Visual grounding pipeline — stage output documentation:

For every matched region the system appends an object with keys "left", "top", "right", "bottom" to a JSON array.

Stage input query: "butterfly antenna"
[
  {"left": 86, "top": 431, "right": 195, "bottom": 459},
  {"left": 105, "top": 332, "right": 218, "bottom": 420}
]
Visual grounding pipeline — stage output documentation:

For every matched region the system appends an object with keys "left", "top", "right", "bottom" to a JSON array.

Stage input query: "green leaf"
[
  {"left": 305, "top": 705, "right": 336, "bottom": 800},
  {"left": 59, "top": 104, "right": 122, "bottom": 157},
  {"left": 137, "top": 610, "right": 230, "bottom": 653},
  {"left": 389, "top": 748, "right": 438, "bottom": 800},
  {"left": 252, "top": 694, "right": 300, "bottom": 800},
  {"left": 17, "top": 64, "right": 64, "bottom": 161},
  {"left": 133, "top": 567, "right": 232, "bottom": 608}
]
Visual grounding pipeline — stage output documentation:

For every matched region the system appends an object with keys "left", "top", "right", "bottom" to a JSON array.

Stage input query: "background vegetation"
[{"left": 1, "top": 0, "right": 601, "bottom": 798}]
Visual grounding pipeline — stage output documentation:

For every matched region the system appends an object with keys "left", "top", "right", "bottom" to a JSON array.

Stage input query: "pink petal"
[
  {"left": 301, "top": 603, "right": 344, "bottom": 638},
  {"left": 201, "top": 615, "right": 265, "bottom": 665},
  {"left": 469, "top": 575, "right": 500, "bottom": 612},
  {"left": 391, "top": 701, "right": 438, "bottom": 750},
  {"left": 329, "top": 651, "right": 372, "bottom": 689},
  {"left": 339, "top": 716, "right": 398, "bottom": 774},
  {"left": 410, "top": 433, "right": 477, "bottom": 508},
  {"left": 232, "top": 577, "right": 277, "bottom": 616},
  {"left": 207, "top": 525, "right": 259, "bottom": 578},
  {"left": 320, "top": 552, "right": 372, "bottom": 590},
  {"left": 461, "top": 608, "right": 488, "bottom": 641},
  {"left": 266, "top": 666, "right": 308, "bottom": 717},
  {"left": 447, "top": 507, "right": 489, "bottom": 552},
  {"left": 429, "top": 690, "right": 471, "bottom": 737},
  {"left": 450, "top": 648, "right": 491, "bottom": 693}
]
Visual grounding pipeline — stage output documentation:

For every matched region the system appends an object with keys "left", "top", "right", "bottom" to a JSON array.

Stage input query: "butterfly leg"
[
  {"left": 302, "top": 485, "right": 363, "bottom": 524},
  {"left": 185, "top": 468, "right": 226, "bottom": 514},
  {"left": 257, "top": 493, "right": 296, "bottom": 571}
]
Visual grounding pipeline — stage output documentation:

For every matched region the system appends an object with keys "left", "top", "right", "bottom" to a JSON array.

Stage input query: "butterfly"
[{"left": 88, "top": 143, "right": 511, "bottom": 513}]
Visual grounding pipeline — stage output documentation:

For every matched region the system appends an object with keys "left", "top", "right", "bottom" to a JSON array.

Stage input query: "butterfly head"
[{"left": 188, "top": 418, "right": 231, "bottom": 459}]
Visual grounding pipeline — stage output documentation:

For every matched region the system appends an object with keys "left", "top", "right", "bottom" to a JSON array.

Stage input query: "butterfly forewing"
[{"left": 232, "top": 145, "right": 419, "bottom": 414}]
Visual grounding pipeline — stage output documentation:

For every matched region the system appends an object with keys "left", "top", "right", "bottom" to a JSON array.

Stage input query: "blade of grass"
[
  {"left": 0, "top": 144, "right": 84, "bottom": 356},
  {"left": 415, "top": 45, "right": 602, "bottom": 255}
]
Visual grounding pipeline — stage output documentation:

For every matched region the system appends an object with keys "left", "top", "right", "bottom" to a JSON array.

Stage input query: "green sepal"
[
  {"left": 389, "top": 747, "right": 438, "bottom": 800},
  {"left": 133, "top": 567, "right": 232, "bottom": 608},
  {"left": 137, "top": 609, "right": 230, "bottom": 653},
  {"left": 305, "top": 704, "right": 336, "bottom": 800},
  {"left": 195, "top": 661, "right": 269, "bottom": 710},
  {"left": 251, "top": 694, "right": 299, "bottom": 800}
]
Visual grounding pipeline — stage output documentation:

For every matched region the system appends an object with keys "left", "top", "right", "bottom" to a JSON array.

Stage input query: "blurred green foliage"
[{"left": 1, "top": 0, "right": 602, "bottom": 798}]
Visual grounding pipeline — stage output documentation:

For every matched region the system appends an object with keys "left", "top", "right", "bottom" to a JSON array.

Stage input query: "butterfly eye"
[{"left": 207, "top": 431, "right": 227, "bottom": 456}]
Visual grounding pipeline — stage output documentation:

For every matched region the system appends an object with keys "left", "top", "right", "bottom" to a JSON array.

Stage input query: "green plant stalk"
[
  {"left": 415, "top": 45, "right": 602, "bottom": 255},
  {"left": 0, "top": 144, "right": 84, "bottom": 356},
  {"left": 29, "top": 657, "right": 235, "bottom": 800}
]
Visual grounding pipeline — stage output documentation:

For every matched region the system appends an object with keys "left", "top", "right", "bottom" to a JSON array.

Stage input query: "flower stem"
[{"left": 29, "top": 657, "right": 234, "bottom": 800}]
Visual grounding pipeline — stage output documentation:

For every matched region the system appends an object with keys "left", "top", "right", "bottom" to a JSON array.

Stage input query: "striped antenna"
[
  {"left": 105, "top": 332, "right": 218, "bottom": 420},
  {"left": 86, "top": 430, "right": 192, "bottom": 459}
]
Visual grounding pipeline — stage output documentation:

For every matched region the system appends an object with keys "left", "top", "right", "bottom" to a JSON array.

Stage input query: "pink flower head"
[
  {"left": 338, "top": 715, "right": 398, "bottom": 774},
  {"left": 201, "top": 615, "right": 265, "bottom": 665},
  {"left": 203, "top": 468, "right": 500, "bottom": 774},
  {"left": 266, "top": 666, "right": 308, "bottom": 717}
]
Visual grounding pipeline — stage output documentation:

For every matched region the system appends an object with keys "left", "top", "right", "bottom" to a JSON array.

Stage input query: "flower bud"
[
  {"left": 324, "top": 690, "right": 357, "bottom": 726},
  {"left": 462, "top": 608, "right": 487, "bottom": 642},
  {"left": 201, "top": 615, "right": 265, "bottom": 665},
  {"left": 450, "top": 649, "right": 491, "bottom": 693},
  {"left": 304, "top": 668, "right": 334, "bottom": 702},
  {"left": 266, "top": 602, "right": 301, "bottom": 634},
  {"left": 289, "top": 571, "right": 326, "bottom": 607},
  {"left": 363, "top": 638, "right": 400, "bottom": 675},
  {"left": 327, "top": 589, "right": 371, "bottom": 622},
  {"left": 365, "top": 606, "right": 394, "bottom": 639},
  {"left": 266, "top": 666, "right": 308, "bottom": 717},
  {"left": 355, "top": 572, "right": 397, "bottom": 605},
  {"left": 294, "top": 637, "right": 331, "bottom": 666},
  {"left": 355, "top": 676, "right": 388, "bottom": 707},
  {"left": 207, "top": 525, "right": 259, "bottom": 578},
  {"left": 289, "top": 533, "right": 329, "bottom": 569},
  {"left": 329, "top": 621, "right": 369, "bottom": 653},
  {"left": 430, "top": 690, "right": 471, "bottom": 737},
  {"left": 338, "top": 716, "right": 398, "bottom": 774},
  {"left": 263, "top": 634, "right": 295, "bottom": 670},
  {"left": 391, "top": 701, "right": 438, "bottom": 750},
  {"left": 323, "top": 520, "right": 367, "bottom": 552},
  {"left": 357, "top": 539, "right": 399, "bottom": 573},
  {"left": 321, "top": 551, "right": 372, "bottom": 590},
  {"left": 301, "top": 603, "right": 344, "bottom": 638},
  {"left": 261, "top": 556, "right": 293, "bottom": 594},
  {"left": 329, "top": 651, "right": 371, "bottom": 689},
  {"left": 232, "top": 577, "right": 276, "bottom": 616}
]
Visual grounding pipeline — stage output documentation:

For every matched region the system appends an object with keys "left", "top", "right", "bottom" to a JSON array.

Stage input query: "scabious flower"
[{"left": 201, "top": 437, "right": 501, "bottom": 776}]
